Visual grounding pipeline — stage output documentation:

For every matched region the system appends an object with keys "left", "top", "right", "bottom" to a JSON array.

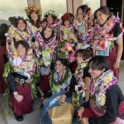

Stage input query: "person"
[
  {"left": 72, "top": 4, "right": 94, "bottom": 48},
  {"left": 77, "top": 56, "right": 124, "bottom": 124},
  {"left": 40, "top": 58, "right": 77, "bottom": 124},
  {"left": 4, "top": 40, "right": 36, "bottom": 122},
  {"left": 7, "top": 17, "right": 33, "bottom": 47},
  {"left": 25, "top": 5, "right": 42, "bottom": 32},
  {"left": 93, "top": 6, "right": 123, "bottom": 78},
  {"left": 42, "top": 10, "right": 60, "bottom": 36},
  {"left": 58, "top": 12, "right": 76, "bottom": 63},
  {"left": 42, "top": 10, "right": 59, "bottom": 27},
  {"left": 34, "top": 26, "right": 58, "bottom": 95},
  {"left": 72, "top": 47, "right": 92, "bottom": 108}
]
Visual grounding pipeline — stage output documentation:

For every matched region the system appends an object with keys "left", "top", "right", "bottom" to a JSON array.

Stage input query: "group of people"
[{"left": 3, "top": 3, "right": 124, "bottom": 124}]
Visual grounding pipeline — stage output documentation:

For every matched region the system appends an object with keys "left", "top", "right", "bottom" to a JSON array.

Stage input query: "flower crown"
[
  {"left": 44, "top": 10, "right": 58, "bottom": 19},
  {"left": 61, "top": 12, "right": 74, "bottom": 22},
  {"left": 25, "top": 5, "right": 42, "bottom": 16}
]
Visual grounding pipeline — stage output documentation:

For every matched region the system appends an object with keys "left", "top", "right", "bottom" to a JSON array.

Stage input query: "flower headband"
[
  {"left": 61, "top": 12, "right": 74, "bottom": 22},
  {"left": 25, "top": 5, "right": 42, "bottom": 16},
  {"left": 44, "top": 10, "right": 58, "bottom": 19}
]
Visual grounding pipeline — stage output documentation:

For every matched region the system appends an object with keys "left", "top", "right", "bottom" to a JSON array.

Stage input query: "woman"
[
  {"left": 40, "top": 58, "right": 77, "bottom": 124},
  {"left": 58, "top": 12, "right": 76, "bottom": 63},
  {"left": 93, "top": 6, "right": 123, "bottom": 78},
  {"left": 72, "top": 4, "right": 94, "bottom": 48},
  {"left": 77, "top": 56, "right": 124, "bottom": 124},
  {"left": 73, "top": 47, "right": 92, "bottom": 108},
  {"left": 34, "top": 26, "right": 58, "bottom": 94},
  {"left": 25, "top": 5, "right": 42, "bottom": 32},
  {"left": 4, "top": 40, "right": 36, "bottom": 122},
  {"left": 42, "top": 10, "right": 59, "bottom": 27},
  {"left": 42, "top": 10, "right": 60, "bottom": 36},
  {"left": 7, "top": 17, "right": 33, "bottom": 47}
]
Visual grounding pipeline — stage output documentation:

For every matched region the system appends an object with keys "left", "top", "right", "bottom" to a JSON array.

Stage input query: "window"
[
  {"left": 40, "top": 0, "right": 67, "bottom": 18},
  {"left": 0, "top": 0, "right": 27, "bottom": 45},
  {"left": 82, "top": 0, "right": 100, "bottom": 12}
]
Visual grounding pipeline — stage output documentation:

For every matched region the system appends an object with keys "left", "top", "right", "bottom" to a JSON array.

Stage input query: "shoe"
[{"left": 14, "top": 113, "right": 23, "bottom": 122}]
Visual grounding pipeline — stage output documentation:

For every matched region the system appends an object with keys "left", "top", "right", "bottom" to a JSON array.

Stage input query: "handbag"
[{"left": 48, "top": 103, "right": 74, "bottom": 124}]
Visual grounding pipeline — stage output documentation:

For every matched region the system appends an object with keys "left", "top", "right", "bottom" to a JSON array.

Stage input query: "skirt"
[
  {"left": 11, "top": 84, "right": 33, "bottom": 116},
  {"left": 38, "top": 75, "right": 50, "bottom": 92}
]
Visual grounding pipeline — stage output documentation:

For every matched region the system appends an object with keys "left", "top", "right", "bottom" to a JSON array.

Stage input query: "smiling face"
[
  {"left": 96, "top": 10, "right": 109, "bottom": 25},
  {"left": 17, "top": 19, "right": 26, "bottom": 31},
  {"left": 75, "top": 53, "right": 84, "bottom": 64},
  {"left": 77, "top": 8, "right": 84, "bottom": 22},
  {"left": 30, "top": 12, "right": 38, "bottom": 22},
  {"left": 88, "top": 62, "right": 105, "bottom": 79},
  {"left": 17, "top": 44, "right": 26, "bottom": 58},
  {"left": 55, "top": 60, "right": 66, "bottom": 74},
  {"left": 44, "top": 27, "right": 52, "bottom": 38},
  {"left": 46, "top": 15, "right": 54, "bottom": 24}
]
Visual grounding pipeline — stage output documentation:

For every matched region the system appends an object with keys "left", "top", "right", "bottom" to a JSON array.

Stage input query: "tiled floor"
[{"left": 0, "top": 62, "right": 124, "bottom": 124}]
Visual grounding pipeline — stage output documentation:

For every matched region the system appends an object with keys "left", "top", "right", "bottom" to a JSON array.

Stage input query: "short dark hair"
[
  {"left": 15, "top": 40, "right": 29, "bottom": 51},
  {"left": 88, "top": 56, "right": 110, "bottom": 71},
  {"left": 55, "top": 58, "right": 68, "bottom": 67},
  {"left": 75, "top": 47, "right": 93, "bottom": 61},
  {"left": 94, "top": 6, "right": 111, "bottom": 19}
]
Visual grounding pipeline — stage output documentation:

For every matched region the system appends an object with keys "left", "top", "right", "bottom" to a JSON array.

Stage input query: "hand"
[
  {"left": 44, "top": 69, "right": 49, "bottom": 75},
  {"left": 33, "top": 41, "right": 39, "bottom": 49},
  {"left": 13, "top": 92, "right": 23, "bottom": 102},
  {"left": 60, "top": 48, "right": 66, "bottom": 52},
  {"left": 113, "top": 60, "right": 120, "bottom": 69},
  {"left": 77, "top": 107, "right": 84, "bottom": 119},
  {"left": 59, "top": 94, "right": 66, "bottom": 104},
  {"left": 81, "top": 117, "right": 89, "bottom": 124},
  {"left": 43, "top": 98, "right": 48, "bottom": 104},
  {"left": 68, "top": 32, "right": 77, "bottom": 42}
]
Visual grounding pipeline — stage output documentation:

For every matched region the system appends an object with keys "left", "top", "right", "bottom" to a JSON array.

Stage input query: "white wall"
[{"left": 0, "top": 19, "right": 10, "bottom": 25}]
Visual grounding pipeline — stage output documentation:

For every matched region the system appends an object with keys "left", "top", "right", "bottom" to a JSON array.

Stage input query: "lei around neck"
[{"left": 50, "top": 68, "right": 70, "bottom": 86}]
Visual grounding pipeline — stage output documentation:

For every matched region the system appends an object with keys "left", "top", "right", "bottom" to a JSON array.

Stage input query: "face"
[
  {"left": 96, "top": 11, "right": 109, "bottom": 25},
  {"left": 30, "top": 12, "right": 38, "bottom": 22},
  {"left": 76, "top": 53, "right": 83, "bottom": 64},
  {"left": 55, "top": 60, "right": 66, "bottom": 73},
  {"left": 17, "top": 44, "right": 26, "bottom": 58},
  {"left": 64, "top": 20, "right": 70, "bottom": 27},
  {"left": 17, "top": 19, "right": 26, "bottom": 31},
  {"left": 88, "top": 62, "right": 105, "bottom": 79},
  {"left": 77, "top": 8, "right": 84, "bottom": 22},
  {"left": 44, "top": 27, "right": 52, "bottom": 38},
  {"left": 47, "top": 15, "right": 54, "bottom": 24}
]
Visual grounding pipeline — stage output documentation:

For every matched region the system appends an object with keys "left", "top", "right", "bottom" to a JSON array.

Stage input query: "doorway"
[{"left": 107, "top": 0, "right": 124, "bottom": 60}]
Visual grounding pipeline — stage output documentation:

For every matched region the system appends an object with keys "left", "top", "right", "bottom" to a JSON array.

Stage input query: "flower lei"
[
  {"left": 93, "top": 15, "right": 123, "bottom": 51},
  {"left": 50, "top": 68, "right": 72, "bottom": 94},
  {"left": 73, "top": 8, "right": 94, "bottom": 43},
  {"left": 74, "top": 61, "right": 88, "bottom": 96},
  {"left": 9, "top": 26, "right": 32, "bottom": 46},
  {"left": 35, "top": 32, "right": 57, "bottom": 49},
  {"left": 90, "top": 70, "right": 118, "bottom": 106}
]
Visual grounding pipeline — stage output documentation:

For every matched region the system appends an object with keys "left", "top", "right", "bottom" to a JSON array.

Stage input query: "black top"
[
  {"left": 45, "top": 66, "right": 91, "bottom": 98},
  {"left": 83, "top": 66, "right": 91, "bottom": 79},
  {"left": 82, "top": 85, "right": 124, "bottom": 124},
  {"left": 45, "top": 75, "right": 77, "bottom": 98}
]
